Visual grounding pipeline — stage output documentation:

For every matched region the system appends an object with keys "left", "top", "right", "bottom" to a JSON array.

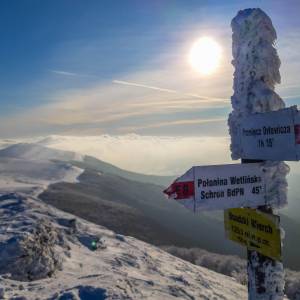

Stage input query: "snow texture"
[
  {"left": 247, "top": 251, "right": 285, "bottom": 300},
  {"left": 229, "top": 8, "right": 287, "bottom": 299},
  {"left": 261, "top": 161, "right": 290, "bottom": 208},
  {"left": 0, "top": 193, "right": 248, "bottom": 299},
  {"left": 0, "top": 197, "right": 66, "bottom": 281}
]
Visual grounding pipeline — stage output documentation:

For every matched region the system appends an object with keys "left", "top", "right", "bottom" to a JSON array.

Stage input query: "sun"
[{"left": 188, "top": 37, "right": 222, "bottom": 75}]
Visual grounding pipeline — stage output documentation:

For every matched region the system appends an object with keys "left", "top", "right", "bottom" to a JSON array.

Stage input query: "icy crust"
[
  {"left": 261, "top": 161, "right": 290, "bottom": 208},
  {"left": 228, "top": 8, "right": 285, "bottom": 159},
  {"left": 248, "top": 251, "right": 285, "bottom": 300},
  {"left": 229, "top": 9, "right": 287, "bottom": 299},
  {"left": 0, "top": 194, "right": 248, "bottom": 299},
  {"left": 228, "top": 9, "right": 290, "bottom": 208}
]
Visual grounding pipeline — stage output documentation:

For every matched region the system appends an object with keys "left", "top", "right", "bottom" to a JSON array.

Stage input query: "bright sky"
[{"left": 0, "top": 0, "right": 300, "bottom": 138}]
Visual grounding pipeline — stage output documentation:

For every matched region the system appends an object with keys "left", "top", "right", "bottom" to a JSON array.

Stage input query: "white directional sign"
[
  {"left": 164, "top": 163, "right": 267, "bottom": 211},
  {"left": 239, "top": 106, "right": 300, "bottom": 161}
]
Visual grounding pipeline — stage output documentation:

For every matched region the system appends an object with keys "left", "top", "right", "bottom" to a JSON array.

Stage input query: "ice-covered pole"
[
  {"left": 229, "top": 8, "right": 285, "bottom": 156},
  {"left": 229, "top": 8, "right": 287, "bottom": 299}
]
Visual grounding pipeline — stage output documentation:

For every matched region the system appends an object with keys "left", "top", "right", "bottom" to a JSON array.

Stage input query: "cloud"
[
  {"left": 113, "top": 80, "right": 178, "bottom": 94},
  {"left": 2, "top": 1, "right": 300, "bottom": 140},
  {"left": 31, "top": 134, "right": 231, "bottom": 175},
  {"left": 113, "top": 80, "right": 228, "bottom": 102},
  {"left": 281, "top": 94, "right": 300, "bottom": 100},
  {"left": 279, "top": 83, "right": 300, "bottom": 89},
  {"left": 50, "top": 70, "right": 94, "bottom": 78},
  {"left": 0, "top": 62, "right": 233, "bottom": 138},
  {"left": 51, "top": 70, "right": 79, "bottom": 76},
  {"left": 3, "top": 56, "right": 297, "bottom": 139},
  {"left": 119, "top": 117, "right": 226, "bottom": 132},
  {"left": 0, "top": 19, "right": 237, "bottom": 138}
]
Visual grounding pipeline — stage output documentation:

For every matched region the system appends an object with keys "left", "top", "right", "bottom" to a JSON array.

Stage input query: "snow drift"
[{"left": 0, "top": 193, "right": 248, "bottom": 299}]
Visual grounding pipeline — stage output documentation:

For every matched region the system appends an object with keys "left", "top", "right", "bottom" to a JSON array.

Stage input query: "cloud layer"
[{"left": 32, "top": 134, "right": 232, "bottom": 175}]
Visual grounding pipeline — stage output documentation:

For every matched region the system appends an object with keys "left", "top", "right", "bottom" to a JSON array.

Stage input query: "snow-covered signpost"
[
  {"left": 164, "top": 7, "right": 290, "bottom": 300},
  {"left": 229, "top": 8, "right": 289, "bottom": 299}
]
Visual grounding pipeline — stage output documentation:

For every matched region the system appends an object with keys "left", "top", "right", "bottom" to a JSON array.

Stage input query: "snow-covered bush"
[{"left": 0, "top": 219, "right": 66, "bottom": 281}]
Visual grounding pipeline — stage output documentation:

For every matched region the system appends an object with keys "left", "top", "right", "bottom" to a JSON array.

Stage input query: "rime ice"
[
  {"left": 229, "top": 8, "right": 288, "bottom": 299},
  {"left": 228, "top": 8, "right": 289, "bottom": 209},
  {"left": 229, "top": 8, "right": 285, "bottom": 158}
]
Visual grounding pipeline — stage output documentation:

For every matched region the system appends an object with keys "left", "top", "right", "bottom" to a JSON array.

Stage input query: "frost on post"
[
  {"left": 228, "top": 8, "right": 289, "bottom": 208},
  {"left": 229, "top": 8, "right": 287, "bottom": 299},
  {"left": 229, "top": 8, "right": 285, "bottom": 158},
  {"left": 247, "top": 251, "right": 285, "bottom": 300},
  {"left": 262, "top": 161, "right": 289, "bottom": 208}
]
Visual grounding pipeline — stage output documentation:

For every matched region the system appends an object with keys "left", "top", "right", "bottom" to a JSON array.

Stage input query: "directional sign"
[
  {"left": 164, "top": 163, "right": 268, "bottom": 211},
  {"left": 239, "top": 106, "right": 300, "bottom": 161},
  {"left": 224, "top": 208, "right": 281, "bottom": 261}
]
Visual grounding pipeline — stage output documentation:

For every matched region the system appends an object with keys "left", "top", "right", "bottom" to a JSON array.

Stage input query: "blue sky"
[{"left": 1, "top": 0, "right": 300, "bottom": 138}]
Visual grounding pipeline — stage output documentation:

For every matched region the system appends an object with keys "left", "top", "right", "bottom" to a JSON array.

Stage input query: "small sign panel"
[
  {"left": 239, "top": 106, "right": 300, "bottom": 161},
  {"left": 164, "top": 163, "right": 267, "bottom": 211},
  {"left": 224, "top": 208, "right": 281, "bottom": 261}
]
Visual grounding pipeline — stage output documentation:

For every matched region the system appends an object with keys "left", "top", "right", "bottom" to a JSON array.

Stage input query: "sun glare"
[{"left": 188, "top": 37, "right": 222, "bottom": 75}]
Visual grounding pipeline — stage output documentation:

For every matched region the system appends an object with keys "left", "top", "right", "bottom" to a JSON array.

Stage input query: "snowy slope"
[
  {"left": 0, "top": 142, "right": 174, "bottom": 187},
  {"left": 0, "top": 144, "right": 83, "bottom": 197},
  {"left": 0, "top": 140, "right": 18, "bottom": 151},
  {"left": 0, "top": 193, "right": 247, "bottom": 299},
  {"left": 0, "top": 143, "right": 83, "bottom": 162},
  {"left": 0, "top": 143, "right": 248, "bottom": 299}
]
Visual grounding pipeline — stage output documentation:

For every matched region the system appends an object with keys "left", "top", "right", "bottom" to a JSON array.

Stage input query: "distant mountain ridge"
[
  {"left": 0, "top": 143, "right": 175, "bottom": 187},
  {"left": 0, "top": 143, "right": 83, "bottom": 196},
  {"left": 72, "top": 155, "right": 175, "bottom": 187},
  {"left": 0, "top": 143, "right": 83, "bottom": 162},
  {"left": 0, "top": 142, "right": 248, "bottom": 299}
]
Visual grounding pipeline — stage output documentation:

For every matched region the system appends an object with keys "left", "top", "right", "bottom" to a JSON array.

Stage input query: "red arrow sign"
[{"left": 163, "top": 181, "right": 194, "bottom": 200}]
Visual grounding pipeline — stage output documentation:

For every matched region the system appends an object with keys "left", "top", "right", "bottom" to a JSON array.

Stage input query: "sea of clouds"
[{"left": 0, "top": 134, "right": 231, "bottom": 176}]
